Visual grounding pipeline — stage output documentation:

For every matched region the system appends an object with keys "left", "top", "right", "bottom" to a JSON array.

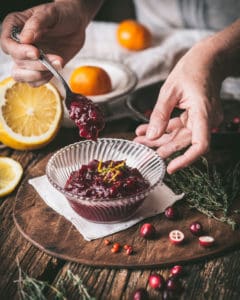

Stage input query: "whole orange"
[
  {"left": 69, "top": 66, "right": 112, "bottom": 96},
  {"left": 116, "top": 19, "right": 152, "bottom": 51}
]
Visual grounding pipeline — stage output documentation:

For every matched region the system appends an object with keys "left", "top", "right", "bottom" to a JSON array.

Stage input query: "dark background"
[{"left": 0, "top": 0, "right": 135, "bottom": 23}]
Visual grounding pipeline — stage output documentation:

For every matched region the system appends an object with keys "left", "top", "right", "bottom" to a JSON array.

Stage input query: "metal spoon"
[{"left": 11, "top": 26, "right": 81, "bottom": 110}]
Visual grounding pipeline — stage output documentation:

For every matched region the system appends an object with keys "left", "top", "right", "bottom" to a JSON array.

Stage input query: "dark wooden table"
[{"left": 1, "top": 105, "right": 240, "bottom": 300}]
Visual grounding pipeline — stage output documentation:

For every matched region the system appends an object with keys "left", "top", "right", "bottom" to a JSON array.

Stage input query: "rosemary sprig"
[
  {"left": 164, "top": 156, "right": 240, "bottom": 230},
  {"left": 16, "top": 262, "right": 95, "bottom": 300}
]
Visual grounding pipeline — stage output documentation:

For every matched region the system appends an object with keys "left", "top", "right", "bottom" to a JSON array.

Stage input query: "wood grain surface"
[
  {"left": 1, "top": 118, "right": 240, "bottom": 300},
  {"left": 13, "top": 145, "right": 240, "bottom": 268}
]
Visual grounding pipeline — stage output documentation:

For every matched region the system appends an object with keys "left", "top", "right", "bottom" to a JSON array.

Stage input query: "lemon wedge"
[
  {"left": 0, "top": 157, "right": 23, "bottom": 197},
  {"left": 0, "top": 77, "right": 63, "bottom": 150}
]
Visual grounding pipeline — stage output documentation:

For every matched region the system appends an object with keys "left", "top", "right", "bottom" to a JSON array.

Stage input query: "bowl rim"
[{"left": 46, "top": 138, "right": 166, "bottom": 203}]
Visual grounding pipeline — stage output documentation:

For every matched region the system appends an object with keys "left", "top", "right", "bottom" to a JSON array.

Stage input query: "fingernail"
[
  {"left": 27, "top": 51, "right": 37, "bottom": 59},
  {"left": 52, "top": 60, "right": 62, "bottom": 70},
  {"left": 146, "top": 126, "right": 158, "bottom": 139}
]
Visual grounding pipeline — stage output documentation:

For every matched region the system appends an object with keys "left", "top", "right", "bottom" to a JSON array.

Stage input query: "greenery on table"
[
  {"left": 164, "top": 156, "right": 240, "bottom": 230},
  {"left": 16, "top": 263, "right": 95, "bottom": 300}
]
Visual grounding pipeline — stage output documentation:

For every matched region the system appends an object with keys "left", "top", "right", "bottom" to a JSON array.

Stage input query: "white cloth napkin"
[{"left": 29, "top": 175, "right": 184, "bottom": 241}]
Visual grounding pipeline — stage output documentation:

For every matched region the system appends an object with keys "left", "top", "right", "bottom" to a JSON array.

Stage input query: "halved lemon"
[
  {"left": 0, "top": 77, "right": 63, "bottom": 150},
  {"left": 0, "top": 157, "right": 23, "bottom": 197}
]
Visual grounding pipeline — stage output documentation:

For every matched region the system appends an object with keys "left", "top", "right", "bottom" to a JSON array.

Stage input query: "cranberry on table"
[
  {"left": 189, "top": 221, "right": 203, "bottom": 236},
  {"left": 140, "top": 223, "right": 156, "bottom": 239},
  {"left": 233, "top": 116, "right": 240, "bottom": 124},
  {"left": 132, "top": 288, "right": 149, "bottom": 300},
  {"left": 169, "top": 230, "right": 185, "bottom": 245},
  {"left": 166, "top": 277, "right": 182, "bottom": 292},
  {"left": 211, "top": 127, "right": 219, "bottom": 134},
  {"left": 164, "top": 206, "right": 178, "bottom": 220},
  {"left": 148, "top": 273, "right": 165, "bottom": 290},
  {"left": 170, "top": 265, "right": 184, "bottom": 278},
  {"left": 199, "top": 236, "right": 215, "bottom": 247}
]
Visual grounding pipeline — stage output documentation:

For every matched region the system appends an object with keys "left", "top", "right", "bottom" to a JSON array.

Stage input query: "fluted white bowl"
[{"left": 46, "top": 138, "right": 165, "bottom": 223}]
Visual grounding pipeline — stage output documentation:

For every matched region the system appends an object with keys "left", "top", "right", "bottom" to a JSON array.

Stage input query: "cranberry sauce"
[
  {"left": 68, "top": 95, "right": 105, "bottom": 140},
  {"left": 64, "top": 159, "right": 150, "bottom": 199}
]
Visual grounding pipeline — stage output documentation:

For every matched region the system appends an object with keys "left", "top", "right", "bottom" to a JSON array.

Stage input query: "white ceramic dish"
[{"left": 53, "top": 57, "right": 138, "bottom": 104}]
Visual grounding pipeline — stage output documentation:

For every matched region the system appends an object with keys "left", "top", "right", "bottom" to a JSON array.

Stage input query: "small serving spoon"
[{"left": 11, "top": 26, "right": 81, "bottom": 110}]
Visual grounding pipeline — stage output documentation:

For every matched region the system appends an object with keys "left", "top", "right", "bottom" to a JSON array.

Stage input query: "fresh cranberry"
[
  {"left": 148, "top": 274, "right": 165, "bottom": 290},
  {"left": 189, "top": 221, "right": 203, "bottom": 236},
  {"left": 169, "top": 230, "right": 185, "bottom": 245},
  {"left": 140, "top": 223, "right": 156, "bottom": 239},
  {"left": 233, "top": 117, "right": 240, "bottom": 124},
  {"left": 170, "top": 265, "right": 184, "bottom": 278},
  {"left": 199, "top": 236, "right": 215, "bottom": 247},
  {"left": 126, "top": 246, "right": 133, "bottom": 255},
  {"left": 166, "top": 278, "right": 182, "bottom": 292},
  {"left": 132, "top": 288, "right": 149, "bottom": 300},
  {"left": 164, "top": 206, "right": 178, "bottom": 220},
  {"left": 211, "top": 127, "right": 219, "bottom": 134}
]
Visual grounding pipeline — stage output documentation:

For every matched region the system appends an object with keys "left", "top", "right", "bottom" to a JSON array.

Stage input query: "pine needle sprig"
[
  {"left": 164, "top": 156, "right": 240, "bottom": 230},
  {"left": 15, "top": 261, "right": 95, "bottom": 300}
]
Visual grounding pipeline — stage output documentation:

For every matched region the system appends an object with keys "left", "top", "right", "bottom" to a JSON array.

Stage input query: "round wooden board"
[{"left": 14, "top": 154, "right": 240, "bottom": 268}]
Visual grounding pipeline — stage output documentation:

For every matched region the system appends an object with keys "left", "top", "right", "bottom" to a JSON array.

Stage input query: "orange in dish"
[
  {"left": 69, "top": 65, "right": 112, "bottom": 96},
  {"left": 116, "top": 19, "right": 152, "bottom": 51}
]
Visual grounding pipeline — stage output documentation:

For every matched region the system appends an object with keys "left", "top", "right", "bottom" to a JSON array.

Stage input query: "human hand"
[
  {"left": 0, "top": 1, "right": 89, "bottom": 86},
  {"left": 134, "top": 42, "right": 224, "bottom": 174}
]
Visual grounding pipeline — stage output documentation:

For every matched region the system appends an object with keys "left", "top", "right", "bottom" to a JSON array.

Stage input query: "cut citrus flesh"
[
  {"left": 0, "top": 77, "right": 63, "bottom": 150},
  {"left": 0, "top": 157, "right": 23, "bottom": 197}
]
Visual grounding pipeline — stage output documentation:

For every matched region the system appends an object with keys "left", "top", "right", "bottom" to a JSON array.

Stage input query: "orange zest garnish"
[{"left": 97, "top": 160, "right": 126, "bottom": 182}]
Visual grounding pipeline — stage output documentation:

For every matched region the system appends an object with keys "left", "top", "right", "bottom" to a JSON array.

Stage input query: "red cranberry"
[
  {"left": 140, "top": 223, "right": 156, "bottom": 239},
  {"left": 166, "top": 278, "right": 182, "bottom": 292},
  {"left": 189, "top": 222, "right": 203, "bottom": 236},
  {"left": 132, "top": 288, "right": 149, "bottom": 300},
  {"left": 164, "top": 206, "right": 178, "bottom": 220},
  {"left": 199, "top": 236, "right": 215, "bottom": 247},
  {"left": 211, "top": 127, "right": 219, "bottom": 134},
  {"left": 148, "top": 274, "right": 165, "bottom": 290},
  {"left": 170, "top": 265, "right": 183, "bottom": 278},
  {"left": 233, "top": 117, "right": 240, "bottom": 124}
]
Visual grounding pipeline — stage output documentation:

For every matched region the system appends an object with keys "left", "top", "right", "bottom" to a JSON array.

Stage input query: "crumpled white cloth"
[
  {"left": 1, "top": 21, "right": 240, "bottom": 99},
  {"left": 29, "top": 175, "right": 184, "bottom": 241},
  {"left": 67, "top": 21, "right": 240, "bottom": 98}
]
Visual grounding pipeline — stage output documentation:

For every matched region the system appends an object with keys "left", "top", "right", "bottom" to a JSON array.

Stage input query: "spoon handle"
[{"left": 11, "top": 26, "right": 72, "bottom": 97}]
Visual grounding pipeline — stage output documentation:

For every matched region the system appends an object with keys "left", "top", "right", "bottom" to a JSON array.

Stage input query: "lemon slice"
[
  {"left": 0, "top": 77, "right": 63, "bottom": 150},
  {"left": 0, "top": 157, "right": 23, "bottom": 197}
]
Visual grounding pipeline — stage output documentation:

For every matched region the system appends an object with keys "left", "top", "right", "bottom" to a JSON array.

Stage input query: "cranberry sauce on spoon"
[{"left": 68, "top": 95, "right": 105, "bottom": 140}]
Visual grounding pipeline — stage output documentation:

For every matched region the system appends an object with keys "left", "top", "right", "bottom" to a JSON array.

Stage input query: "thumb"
[
  {"left": 19, "top": 4, "right": 58, "bottom": 44},
  {"left": 146, "top": 85, "right": 178, "bottom": 140}
]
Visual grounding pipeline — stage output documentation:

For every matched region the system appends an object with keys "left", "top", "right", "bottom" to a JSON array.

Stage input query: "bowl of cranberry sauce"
[{"left": 46, "top": 138, "right": 165, "bottom": 223}]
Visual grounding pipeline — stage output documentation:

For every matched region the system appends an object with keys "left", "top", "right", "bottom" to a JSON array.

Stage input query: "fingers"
[
  {"left": 167, "top": 112, "right": 210, "bottom": 174},
  {"left": 19, "top": 5, "right": 58, "bottom": 44},
  {"left": 146, "top": 83, "right": 179, "bottom": 140},
  {"left": 11, "top": 54, "right": 63, "bottom": 84}
]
